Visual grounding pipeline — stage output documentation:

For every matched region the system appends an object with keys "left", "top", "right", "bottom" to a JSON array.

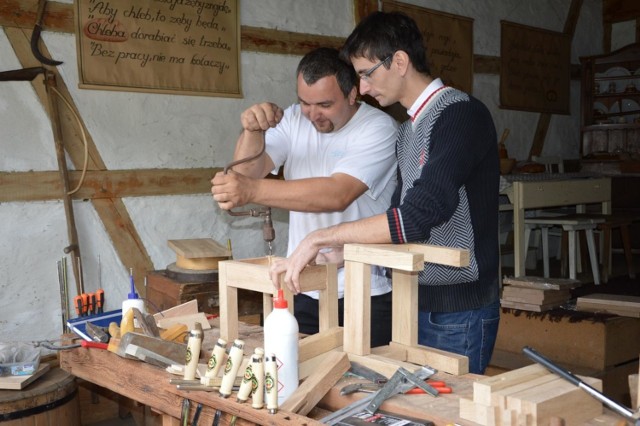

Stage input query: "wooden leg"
[
  {"left": 560, "top": 231, "right": 568, "bottom": 277},
  {"left": 541, "top": 226, "right": 550, "bottom": 278},
  {"left": 344, "top": 260, "right": 371, "bottom": 356},
  {"left": 524, "top": 226, "right": 532, "bottom": 271},
  {"left": 567, "top": 229, "right": 577, "bottom": 280},
  {"left": 585, "top": 229, "right": 600, "bottom": 285},
  {"left": 600, "top": 224, "right": 612, "bottom": 284},
  {"left": 620, "top": 224, "right": 636, "bottom": 279}
]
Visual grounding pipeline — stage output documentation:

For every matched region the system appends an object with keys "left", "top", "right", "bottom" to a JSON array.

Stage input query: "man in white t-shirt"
[{"left": 211, "top": 47, "right": 398, "bottom": 346}]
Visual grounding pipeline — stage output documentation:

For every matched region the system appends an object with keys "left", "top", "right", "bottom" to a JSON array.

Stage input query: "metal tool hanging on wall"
[
  {"left": 0, "top": 66, "right": 89, "bottom": 297},
  {"left": 223, "top": 139, "right": 276, "bottom": 255},
  {"left": 31, "top": 0, "right": 63, "bottom": 66}
]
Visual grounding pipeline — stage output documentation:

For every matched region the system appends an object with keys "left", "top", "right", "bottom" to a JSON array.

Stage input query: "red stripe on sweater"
[{"left": 392, "top": 208, "right": 404, "bottom": 243}]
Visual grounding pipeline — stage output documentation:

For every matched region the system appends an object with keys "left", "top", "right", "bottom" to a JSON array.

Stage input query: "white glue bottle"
[
  {"left": 263, "top": 288, "right": 299, "bottom": 405},
  {"left": 122, "top": 268, "right": 145, "bottom": 327}
]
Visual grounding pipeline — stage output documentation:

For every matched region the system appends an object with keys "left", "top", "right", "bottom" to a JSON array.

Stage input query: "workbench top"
[{"left": 58, "top": 320, "right": 627, "bottom": 425}]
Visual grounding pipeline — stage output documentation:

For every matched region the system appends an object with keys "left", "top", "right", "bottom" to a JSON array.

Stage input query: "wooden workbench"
[
  {"left": 500, "top": 175, "right": 611, "bottom": 277},
  {"left": 58, "top": 321, "right": 628, "bottom": 425}
]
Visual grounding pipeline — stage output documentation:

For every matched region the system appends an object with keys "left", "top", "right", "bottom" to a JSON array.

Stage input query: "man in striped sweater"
[{"left": 270, "top": 11, "right": 500, "bottom": 374}]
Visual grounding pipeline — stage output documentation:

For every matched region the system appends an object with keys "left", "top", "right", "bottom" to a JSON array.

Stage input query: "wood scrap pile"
[
  {"left": 459, "top": 364, "right": 603, "bottom": 425},
  {"left": 576, "top": 293, "right": 640, "bottom": 318},
  {"left": 500, "top": 276, "right": 580, "bottom": 312}
]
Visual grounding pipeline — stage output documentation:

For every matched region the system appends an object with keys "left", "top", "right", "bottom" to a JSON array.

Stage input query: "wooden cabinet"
[{"left": 580, "top": 43, "right": 640, "bottom": 173}]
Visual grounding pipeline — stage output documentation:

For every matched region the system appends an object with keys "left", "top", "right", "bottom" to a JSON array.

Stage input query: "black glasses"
[{"left": 359, "top": 55, "right": 392, "bottom": 82}]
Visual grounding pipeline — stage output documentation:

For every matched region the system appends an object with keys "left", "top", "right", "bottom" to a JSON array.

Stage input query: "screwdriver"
[
  {"left": 74, "top": 294, "right": 85, "bottom": 317},
  {"left": 87, "top": 293, "right": 96, "bottom": 316},
  {"left": 95, "top": 289, "right": 104, "bottom": 314}
]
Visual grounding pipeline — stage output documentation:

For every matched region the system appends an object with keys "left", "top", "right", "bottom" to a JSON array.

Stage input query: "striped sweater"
[{"left": 386, "top": 87, "right": 500, "bottom": 312}]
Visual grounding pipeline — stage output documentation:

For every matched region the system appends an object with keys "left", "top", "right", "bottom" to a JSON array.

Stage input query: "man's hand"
[
  {"left": 211, "top": 170, "right": 257, "bottom": 210},
  {"left": 269, "top": 231, "right": 324, "bottom": 294},
  {"left": 241, "top": 103, "right": 284, "bottom": 132}
]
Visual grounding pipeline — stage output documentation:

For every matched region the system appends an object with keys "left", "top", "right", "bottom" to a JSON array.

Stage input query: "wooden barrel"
[{"left": 0, "top": 367, "right": 80, "bottom": 425}]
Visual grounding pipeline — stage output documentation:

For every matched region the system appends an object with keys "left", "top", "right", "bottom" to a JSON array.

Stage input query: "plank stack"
[
  {"left": 500, "top": 276, "right": 580, "bottom": 312},
  {"left": 576, "top": 293, "right": 640, "bottom": 318},
  {"left": 459, "top": 364, "right": 603, "bottom": 425}
]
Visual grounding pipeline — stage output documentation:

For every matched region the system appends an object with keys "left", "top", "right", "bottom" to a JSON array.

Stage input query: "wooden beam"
[
  {"left": 0, "top": 169, "right": 219, "bottom": 202},
  {"left": 0, "top": 1, "right": 343, "bottom": 56},
  {"left": 528, "top": 0, "right": 583, "bottom": 160}
]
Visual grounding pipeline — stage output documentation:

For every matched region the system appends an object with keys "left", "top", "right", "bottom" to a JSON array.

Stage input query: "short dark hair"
[
  {"left": 296, "top": 47, "right": 358, "bottom": 98},
  {"left": 341, "top": 11, "right": 431, "bottom": 75}
]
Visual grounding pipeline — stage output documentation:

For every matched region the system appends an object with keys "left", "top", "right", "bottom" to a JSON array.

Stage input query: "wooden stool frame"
[
  {"left": 217, "top": 257, "right": 338, "bottom": 343},
  {"left": 343, "top": 243, "right": 472, "bottom": 375}
]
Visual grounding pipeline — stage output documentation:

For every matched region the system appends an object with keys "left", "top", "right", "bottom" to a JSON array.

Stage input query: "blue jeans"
[{"left": 418, "top": 300, "right": 500, "bottom": 374}]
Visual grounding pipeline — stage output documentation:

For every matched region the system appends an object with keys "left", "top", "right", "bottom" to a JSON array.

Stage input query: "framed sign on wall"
[
  {"left": 75, "top": 0, "right": 241, "bottom": 98},
  {"left": 382, "top": 0, "right": 474, "bottom": 94},
  {"left": 500, "top": 21, "right": 570, "bottom": 114}
]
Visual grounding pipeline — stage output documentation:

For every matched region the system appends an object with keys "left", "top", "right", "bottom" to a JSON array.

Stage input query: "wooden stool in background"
[
  {"left": 581, "top": 213, "right": 636, "bottom": 283},
  {"left": 525, "top": 214, "right": 603, "bottom": 284}
]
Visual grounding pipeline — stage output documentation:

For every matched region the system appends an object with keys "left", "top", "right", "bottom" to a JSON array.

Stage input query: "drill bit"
[{"left": 262, "top": 208, "right": 275, "bottom": 256}]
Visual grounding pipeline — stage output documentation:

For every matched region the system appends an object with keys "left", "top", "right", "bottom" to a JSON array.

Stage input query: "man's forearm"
[
  {"left": 230, "top": 130, "right": 272, "bottom": 178},
  {"left": 252, "top": 175, "right": 367, "bottom": 213},
  {"left": 313, "top": 214, "right": 392, "bottom": 247}
]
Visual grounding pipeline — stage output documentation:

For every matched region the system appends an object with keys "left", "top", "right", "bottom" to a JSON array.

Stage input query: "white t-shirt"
[{"left": 266, "top": 102, "right": 398, "bottom": 298}]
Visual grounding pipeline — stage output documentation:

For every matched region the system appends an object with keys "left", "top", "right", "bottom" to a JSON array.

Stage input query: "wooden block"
[
  {"left": 152, "top": 297, "right": 198, "bottom": 322},
  {"left": 280, "top": 351, "right": 350, "bottom": 415},
  {"left": 501, "top": 286, "right": 571, "bottom": 305},
  {"left": 490, "top": 373, "right": 558, "bottom": 409},
  {"left": 318, "top": 263, "right": 339, "bottom": 332},
  {"left": 155, "top": 312, "right": 211, "bottom": 330},
  {"left": 402, "top": 243, "right": 470, "bottom": 267},
  {"left": 298, "top": 348, "right": 343, "bottom": 381},
  {"left": 219, "top": 262, "right": 239, "bottom": 342},
  {"left": 631, "top": 373, "right": 639, "bottom": 412},
  {"left": 472, "top": 364, "right": 550, "bottom": 406},
  {"left": 168, "top": 238, "right": 231, "bottom": 258},
  {"left": 219, "top": 257, "right": 337, "bottom": 341},
  {"left": 346, "top": 353, "right": 421, "bottom": 379},
  {"left": 391, "top": 269, "right": 418, "bottom": 347},
  {"left": 389, "top": 342, "right": 469, "bottom": 376},
  {"left": 219, "top": 258, "right": 277, "bottom": 294},
  {"left": 298, "top": 327, "right": 343, "bottom": 363},
  {"left": 159, "top": 324, "right": 188, "bottom": 343},
  {"left": 459, "top": 397, "right": 497, "bottom": 425},
  {"left": 515, "top": 376, "right": 603, "bottom": 425},
  {"left": 502, "top": 276, "right": 580, "bottom": 290},
  {"left": 370, "top": 344, "right": 407, "bottom": 362},
  {"left": 344, "top": 243, "right": 469, "bottom": 270},
  {"left": 500, "top": 299, "right": 565, "bottom": 312},
  {"left": 168, "top": 238, "right": 231, "bottom": 270},
  {"left": 343, "top": 260, "right": 371, "bottom": 356},
  {"left": 576, "top": 293, "right": 640, "bottom": 318},
  {"left": 344, "top": 244, "right": 425, "bottom": 271}
]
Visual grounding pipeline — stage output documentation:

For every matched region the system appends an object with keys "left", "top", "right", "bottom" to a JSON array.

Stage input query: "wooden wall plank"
[{"left": 0, "top": 169, "right": 219, "bottom": 202}]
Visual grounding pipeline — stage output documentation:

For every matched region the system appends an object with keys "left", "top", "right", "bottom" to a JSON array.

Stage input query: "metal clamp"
[
  {"left": 366, "top": 366, "right": 439, "bottom": 414},
  {"left": 321, "top": 365, "right": 437, "bottom": 425}
]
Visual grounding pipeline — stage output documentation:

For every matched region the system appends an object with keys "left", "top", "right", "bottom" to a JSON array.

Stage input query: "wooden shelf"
[{"left": 580, "top": 43, "right": 640, "bottom": 158}]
